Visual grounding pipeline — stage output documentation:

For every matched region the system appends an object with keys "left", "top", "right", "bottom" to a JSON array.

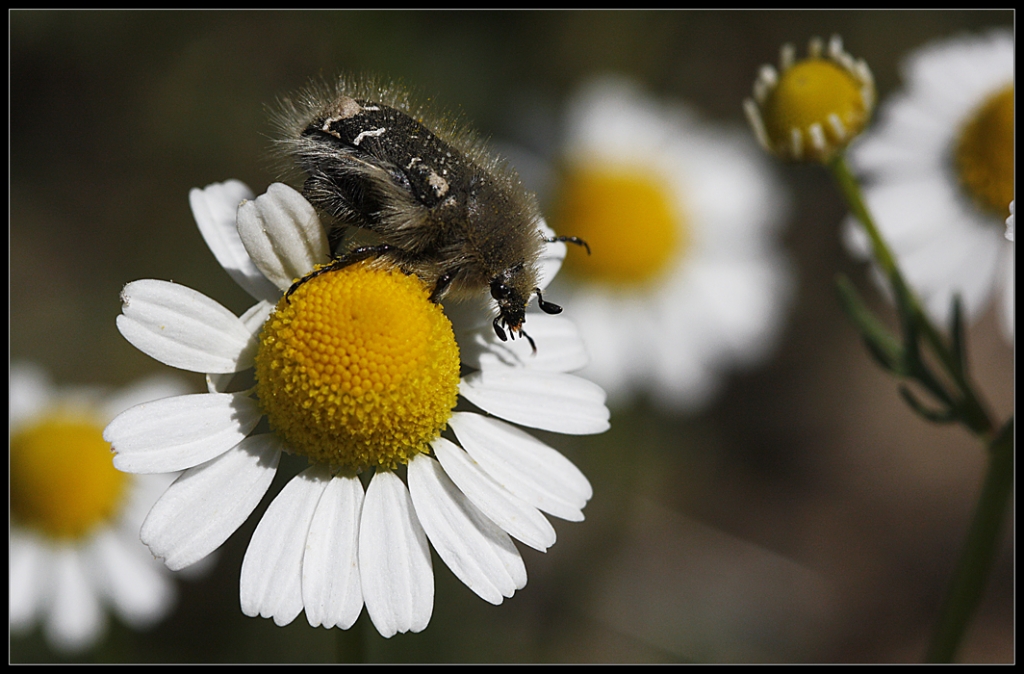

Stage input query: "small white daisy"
[
  {"left": 843, "top": 29, "right": 1014, "bottom": 341},
  {"left": 547, "top": 75, "right": 793, "bottom": 410},
  {"left": 104, "top": 180, "right": 609, "bottom": 638},
  {"left": 9, "top": 363, "right": 189, "bottom": 653},
  {"left": 745, "top": 35, "right": 876, "bottom": 164}
]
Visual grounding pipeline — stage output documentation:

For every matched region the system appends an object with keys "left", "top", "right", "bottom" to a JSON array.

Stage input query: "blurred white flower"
[
  {"left": 547, "top": 76, "right": 794, "bottom": 411},
  {"left": 105, "top": 181, "right": 609, "bottom": 638},
  {"left": 844, "top": 29, "right": 1014, "bottom": 341},
  {"left": 9, "top": 364, "right": 189, "bottom": 653}
]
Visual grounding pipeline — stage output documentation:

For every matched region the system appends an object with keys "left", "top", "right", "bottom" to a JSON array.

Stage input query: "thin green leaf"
[
  {"left": 890, "top": 270, "right": 921, "bottom": 365},
  {"left": 886, "top": 271, "right": 957, "bottom": 406},
  {"left": 949, "top": 295, "right": 966, "bottom": 380},
  {"left": 899, "top": 385, "right": 958, "bottom": 424},
  {"left": 908, "top": 358, "right": 957, "bottom": 409},
  {"left": 835, "top": 275, "right": 904, "bottom": 373},
  {"left": 862, "top": 340, "right": 903, "bottom": 375}
]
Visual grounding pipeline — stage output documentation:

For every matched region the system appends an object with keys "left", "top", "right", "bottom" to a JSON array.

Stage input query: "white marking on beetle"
[
  {"left": 427, "top": 169, "right": 449, "bottom": 197},
  {"left": 352, "top": 127, "right": 387, "bottom": 146},
  {"left": 320, "top": 118, "right": 343, "bottom": 140}
]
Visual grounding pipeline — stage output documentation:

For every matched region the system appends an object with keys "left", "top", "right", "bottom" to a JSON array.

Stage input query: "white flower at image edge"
[
  {"left": 10, "top": 364, "right": 189, "bottom": 653},
  {"left": 844, "top": 29, "right": 1014, "bottom": 340},
  {"left": 548, "top": 75, "right": 794, "bottom": 410},
  {"left": 103, "top": 180, "right": 609, "bottom": 637}
]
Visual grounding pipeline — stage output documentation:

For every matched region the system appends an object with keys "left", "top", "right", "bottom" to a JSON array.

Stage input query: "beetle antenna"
[{"left": 535, "top": 288, "right": 563, "bottom": 315}]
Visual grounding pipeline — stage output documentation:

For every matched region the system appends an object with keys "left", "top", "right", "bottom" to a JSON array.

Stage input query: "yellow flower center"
[
  {"left": 955, "top": 83, "right": 1014, "bottom": 219},
  {"left": 10, "top": 415, "right": 128, "bottom": 540},
  {"left": 762, "top": 58, "right": 871, "bottom": 161},
  {"left": 556, "top": 167, "right": 684, "bottom": 286},
  {"left": 254, "top": 262, "right": 461, "bottom": 472}
]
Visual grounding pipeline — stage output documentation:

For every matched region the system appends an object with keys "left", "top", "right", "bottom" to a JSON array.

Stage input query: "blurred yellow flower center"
[
  {"left": 10, "top": 415, "right": 128, "bottom": 540},
  {"left": 255, "top": 262, "right": 460, "bottom": 472},
  {"left": 762, "top": 58, "right": 870, "bottom": 161},
  {"left": 955, "top": 84, "right": 1014, "bottom": 219},
  {"left": 556, "top": 167, "right": 683, "bottom": 285}
]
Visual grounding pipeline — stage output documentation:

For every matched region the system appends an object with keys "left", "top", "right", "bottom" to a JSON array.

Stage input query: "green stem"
[
  {"left": 828, "top": 154, "right": 899, "bottom": 277},
  {"left": 925, "top": 420, "right": 1014, "bottom": 662},
  {"left": 828, "top": 155, "right": 994, "bottom": 437},
  {"left": 828, "top": 153, "right": 1013, "bottom": 662}
]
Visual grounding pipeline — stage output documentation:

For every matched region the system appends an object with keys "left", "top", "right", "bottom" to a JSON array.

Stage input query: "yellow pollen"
[
  {"left": 254, "top": 262, "right": 461, "bottom": 471},
  {"left": 556, "top": 167, "right": 683, "bottom": 286},
  {"left": 10, "top": 414, "right": 128, "bottom": 540},
  {"left": 955, "top": 84, "right": 1014, "bottom": 219},
  {"left": 762, "top": 58, "right": 870, "bottom": 161}
]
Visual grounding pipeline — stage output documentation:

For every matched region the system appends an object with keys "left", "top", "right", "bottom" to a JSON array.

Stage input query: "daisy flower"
[
  {"left": 842, "top": 29, "right": 1014, "bottom": 341},
  {"left": 10, "top": 363, "right": 188, "bottom": 653},
  {"left": 547, "top": 75, "right": 793, "bottom": 410},
  {"left": 744, "top": 35, "right": 875, "bottom": 164},
  {"left": 104, "top": 180, "right": 609, "bottom": 638}
]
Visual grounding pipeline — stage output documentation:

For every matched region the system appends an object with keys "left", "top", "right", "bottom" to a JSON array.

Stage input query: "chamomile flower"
[
  {"left": 843, "top": 29, "right": 1014, "bottom": 341},
  {"left": 548, "top": 76, "right": 793, "bottom": 410},
  {"left": 745, "top": 35, "right": 875, "bottom": 163},
  {"left": 104, "top": 180, "right": 609, "bottom": 638},
  {"left": 10, "top": 364, "right": 188, "bottom": 653}
]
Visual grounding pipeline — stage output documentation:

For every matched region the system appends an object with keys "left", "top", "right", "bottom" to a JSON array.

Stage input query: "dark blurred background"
[{"left": 10, "top": 10, "right": 1014, "bottom": 663}]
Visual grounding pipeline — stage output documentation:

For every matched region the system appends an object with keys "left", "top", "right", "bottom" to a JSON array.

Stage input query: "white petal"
[
  {"left": 240, "top": 299, "right": 277, "bottom": 331},
  {"left": 459, "top": 368, "right": 610, "bottom": 435},
  {"left": 359, "top": 470, "right": 433, "bottom": 637},
  {"left": 303, "top": 474, "right": 365, "bottom": 629},
  {"left": 449, "top": 412, "right": 592, "bottom": 521},
  {"left": 88, "top": 529, "right": 176, "bottom": 627},
  {"left": 190, "top": 180, "right": 281, "bottom": 303},
  {"left": 206, "top": 300, "right": 275, "bottom": 394},
  {"left": 9, "top": 362, "right": 53, "bottom": 428},
  {"left": 240, "top": 464, "right": 331, "bottom": 627},
  {"left": 120, "top": 473, "right": 178, "bottom": 536},
  {"left": 100, "top": 373, "right": 194, "bottom": 423},
  {"left": 431, "top": 437, "right": 555, "bottom": 551},
  {"left": 408, "top": 454, "right": 526, "bottom": 604},
  {"left": 457, "top": 313, "right": 590, "bottom": 373},
  {"left": 117, "top": 279, "right": 258, "bottom": 374},
  {"left": 105, "top": 392, "right": 262, "bottom": 473},
  {"left": 9, "top": 531, "right": 47, "bottom": 631},
  {"left": 236, "top": 182, "right": 328, "bottom": 291},
  {"left": 537, "top": 218, "right": 567, "bottom": 290},
  {"left": 140, "top": 433, "right": 283, "bottom": 570},
  {"left": 45, "top": 545, "right": 105, "bottom": 653}
]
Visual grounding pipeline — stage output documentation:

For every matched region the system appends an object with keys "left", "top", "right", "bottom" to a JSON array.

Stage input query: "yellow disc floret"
[
  {"left": 255, "top": 262, "right": 461, "bottom": 472},
  {"left": 746, "top": 36, "right": 875, "bottom": 163},
  {"left": 956, "top": 83, "right": 1014, "bottom": 218},
  {"left": 11, "top": 415, "right": 128, "bottom": 540},
  {"left": 557, "top": 167, "right": 683, "bottom": 286}
]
